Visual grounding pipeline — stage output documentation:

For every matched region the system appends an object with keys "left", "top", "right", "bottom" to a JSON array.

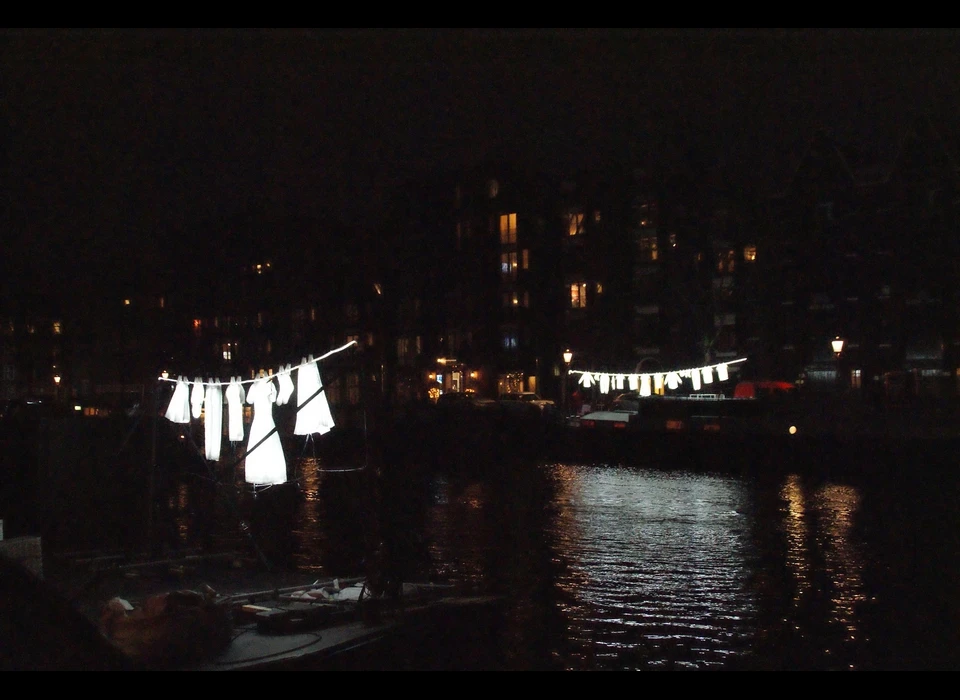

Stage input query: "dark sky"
[{"left": 3, "top": 28, "right": 960, "bottom": 309}]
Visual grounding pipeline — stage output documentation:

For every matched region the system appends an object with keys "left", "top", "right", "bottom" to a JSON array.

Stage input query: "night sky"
[{"left": 3, "top": 28, "right": 960, "bottom": 313}]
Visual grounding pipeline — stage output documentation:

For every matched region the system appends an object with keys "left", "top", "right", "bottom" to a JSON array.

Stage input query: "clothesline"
[{"left": 156, "top": 340, "right": 358, "bottom": 387}]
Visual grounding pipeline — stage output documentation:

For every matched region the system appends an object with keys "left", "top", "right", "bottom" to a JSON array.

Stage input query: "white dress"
[
  {"left": 294, "top": 359, "right": 335, "bottom": 436},
  {"left": 204, "top": 380, "right": 223, "bottom": 461},
  {"left": 225, "top": 377, "right": 246, "bottom": 443},
  {"left": 190, "top": 377, "right": 205, "bottom": 419},
  {"left": 164, "top": 377, "right": 191, "bottom": 424},
  {"left": 276, "top": 365, "right": 295, "bottom": 406},
  {"left": 244, "top": 377, "right": 287, "bottom": 485}
]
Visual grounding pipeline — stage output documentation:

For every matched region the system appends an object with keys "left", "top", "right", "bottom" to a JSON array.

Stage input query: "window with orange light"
[
  {"left": 570, "top": 283, "right": 588, "bottom": 308},
  {"left": 499, "top": 213, "right": 517, "bottom": 244}
]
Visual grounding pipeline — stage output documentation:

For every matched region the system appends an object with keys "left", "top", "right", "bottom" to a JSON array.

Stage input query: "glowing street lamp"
[
  {"left": 831, "top": 336, "right": 844, "bottom": 391},
  {"left": 562, "top": 349, "right": 573, "bottom": 416}
]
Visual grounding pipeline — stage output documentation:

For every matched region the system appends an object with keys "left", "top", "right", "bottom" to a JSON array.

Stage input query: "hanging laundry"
[
  {"left": 578, "top": 372, "right": 594, "bottom": 389},
  {"left": 276, "top": 364, "right": 295, "bottom": 406},
  {"left": 717, "top": 363, "right": 729, "bottom": 381},
  {"left": 665, "top": 372, "right": 682, "bottom": 390},
  {"left": 599, "top": 373, "right": 610, "bottom": 394},
  {"left": 190, "top": 377, "right": 205, "bottom": 420},
  {"left": 204, "top": 379, "right": 223, "bottom": 461},
  {"left": 164, "top": 376, "right": 191, "bottom": 424},
  {"left": 628, "top": 374, "right": 639, "bottom": 391},
  {"left": 225, "top": 377, "right": 246, "bottom": 443},
  {"left": 640, "top": 374, "right": 652, "bottom": 397},
  {"left": 295, "top": 357, "right": 335, "bottom": 436},
  {"left": 244, "top": 376, "right": 287, "bottom": 485}
]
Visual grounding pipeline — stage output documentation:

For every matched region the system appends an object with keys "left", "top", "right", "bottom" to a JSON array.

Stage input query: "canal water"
[{"left": 138, "top": 446, "right": 960, "bottom": 671}]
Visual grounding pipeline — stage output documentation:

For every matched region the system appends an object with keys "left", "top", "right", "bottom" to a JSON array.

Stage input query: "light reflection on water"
[{"left": 167, "top": 457, "right": 960, "bottom": 670}]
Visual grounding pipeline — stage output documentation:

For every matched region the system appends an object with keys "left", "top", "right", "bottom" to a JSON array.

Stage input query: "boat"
[{"left": 96, "top": 574, "right": 504, "bottom": 671}]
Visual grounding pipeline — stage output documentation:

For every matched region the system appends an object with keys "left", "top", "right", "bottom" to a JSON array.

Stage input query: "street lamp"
[
  {"left": 562, "top": 349, "right": 573, "bottom": 415},
  {"left": 53, "top": 373, "right": 61, "bottom": 403},
  {"left": 831, "top": 336, "right": 844, "bottom": 391}
]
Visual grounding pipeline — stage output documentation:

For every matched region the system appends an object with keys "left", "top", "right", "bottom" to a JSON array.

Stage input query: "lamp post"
[
  {"left": 831, "top": 336, "right": 845, "bottom": 392},
  {"left": 53, "top": 373, "right": 61, "bottom": 403},
  {"left": 562, "top": 349, "right": 573, "bottom": 415}
]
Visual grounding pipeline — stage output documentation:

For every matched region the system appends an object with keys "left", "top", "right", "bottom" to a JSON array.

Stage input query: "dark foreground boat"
[{"left": 1, "top": 551, "right": 504, "bottom": 671}]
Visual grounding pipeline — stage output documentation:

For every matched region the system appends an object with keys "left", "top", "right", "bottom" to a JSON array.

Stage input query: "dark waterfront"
[{"left": 87, "top": 444, "right": 959, "bottom": 672}]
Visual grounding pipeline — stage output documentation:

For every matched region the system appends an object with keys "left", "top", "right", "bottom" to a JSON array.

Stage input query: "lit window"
[
  {"left": 52, "top": 320, "right": 62, "bottom": 335},
  {"left": 500, "top": 252, "right": 518, "bottom": 279},
  {"left": 193, "top": 319, "right": 202, "bottom": 337},
  {"left": 221, "top": 343, "right": 233, "bottom": 361},
  {"left": 570, "top": 283, "right": 588, "bottom": 308},
  {"left": 499, "top": 213, "right": 517, "bottom": 244},
  {"left": 639, "top": 235, "right": 658, "bottom": 261},
  {"left": 522, "top": 249, "right": 529, "bottom": 269},
  {"left": 347, "top": 334, "right": 359, "bottom": 345},
  {"left": 593, "top": 210, "right": 601, "bottom": 223},
  {"left": 567, "top": 211, "right": 584, "bottom": 236},
  {"left": 850, "top": 369, "right": 862, "bottom": 389},
  {"left": 512, "top": 293, "right": 519, "bottom": 306},
  {"left": 744, "top": 245, "right": 757, "bottom": 262},
  {"left": 596, "top": 283, "right": 603, "bottom": 295},
  {"left": 123, "top": 299, "right": 131, "bottom": 306},
  {"left": 502, "top": 332, "right": 518, "bottom": 349}
]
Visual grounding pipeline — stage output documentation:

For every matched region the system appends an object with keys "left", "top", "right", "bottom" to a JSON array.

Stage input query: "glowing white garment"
[
  {"left": 599, "top": 373, "right": 610, "bottom": 394},
  {"left": 717, "top": 363, "right": 729, "bottom": 381},
  {"left": 628, "top": 374, "right": 639, "bottom": 391},
  {"left": 190, "top": 377, "right": 205, "bottom": 419},
  {"left": 276, "top": 365, "right": 294, "bottom": 406},
  {"left": 225, "top": 377, "right": 246, "bottom": 443},
  {"left": 578, "top": 373, "right": 594, "bottom": 389},
  {"left": 702, "top": 366, "right": 714, "bottom": 384},
  {"left": 640, "top": 374, "right": 652, "bottom": 396},
  {"left": 244, "top": 377, "right": 287, "bottom": 485},
  {"left": 654, "top": 374, "right": 664, "bottom": 393},
  {"left": 164, "top": 377, "right": 191, "bottom": 424},
  {"left": 691, "top": 369, "right": 702, "bottom": 391},
  {"left": 295, "top": 358, "right": 335, "bottom": 436},
  {"left": 666, "top": 372, "right": 681, "bottom": 390},
  {"left": 204, "top": 380, "right": 223, "bottom": 461}
]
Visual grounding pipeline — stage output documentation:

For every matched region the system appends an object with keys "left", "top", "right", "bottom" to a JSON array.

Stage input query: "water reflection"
[{"left": 159, "top": 457, "right": 960, "bottom": 670}]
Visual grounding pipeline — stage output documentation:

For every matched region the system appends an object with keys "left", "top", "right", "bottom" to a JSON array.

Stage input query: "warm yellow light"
[
  {"left": 53, "top": 374, "right": 61, "bottom": 385},
  {"left": 789, "top": 425, "right": 797, "bottom": 435},
  {"left": 161, "top": 370, "right": 169, "bottom": 380},
  {"left": 831, "top": 337, "right": 844, "bottom": 355},
  {"left": 470, "top": 371, "right": 478, "bottom": 379},
  {"left": 73, "top": 405, "right": 81, "bottom": 412},
  {"left": 563, "top": 349, "right": 573, "bottom": 365}
]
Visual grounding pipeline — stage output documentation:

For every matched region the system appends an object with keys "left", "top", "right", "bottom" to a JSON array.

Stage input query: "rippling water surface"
[{"left": 159, "top": 454, "right": 960, "bottom": 671}]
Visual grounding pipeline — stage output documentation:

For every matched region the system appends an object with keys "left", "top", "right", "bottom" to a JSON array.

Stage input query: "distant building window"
[
  {"left": 522, "top": 249, "right": 529, "bottom": 269},
  {"left": 593, "top": 210, "right": 601, "bottom": 223},
  {"left": 499, "top": 213, "right": 517, "bottom": 244},
  {"left": 669, "top": 233, "right": 677, "bottom": 248},
  {"left": 744, "top": 245, "right": 757, "bottom": 262},
  {"left": 52, "top": 320, "right": 62, "bottom": 335},
  {"left": 523, "top": 291, "right": 530, "bottom": 307},
  {"left": 500, "top": 252, "right": 518, "bottom": 279},
  {"left": 193, "top": 319, "right": 202, "bottom": 337},
  {"left": 502, "top": 332, "right": 518, "bottom": 349},
  {"left": 639, "top": 235, "right": 658, "bottom": 261},
  {"left": 717, "top": 249, "right": 735, "bottom": 273},
  {"left": 567, "top": 211, "right": 585, "bottom": 236},
  {"left": 487, "top": 179, "right": 499, "bottom": 199},
  {"left": 596, "top": 283, "right": 603, "bottom": 295},
  {"left": 570, "top": 283, "right": 588, "bottom": 309},
  {"left": 346, "top": 373, "right": 361, "bottom": 405},
  {"left": 221, "top": 342, "right": 233, "bottom": 361},
  {"left": 345, "top": 303, "right": 359, "bottom": 323},
  {"left": 850, "top": 369, "right": 862, "bottom": 390}
]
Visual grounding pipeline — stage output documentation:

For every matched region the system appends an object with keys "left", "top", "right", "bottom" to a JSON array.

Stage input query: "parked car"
[
  {"left": 498, "top": 392, "right": 555, "bottom": 410},
  {"left": 435, "top": 391, "right": 497, "bottom": 411}
]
